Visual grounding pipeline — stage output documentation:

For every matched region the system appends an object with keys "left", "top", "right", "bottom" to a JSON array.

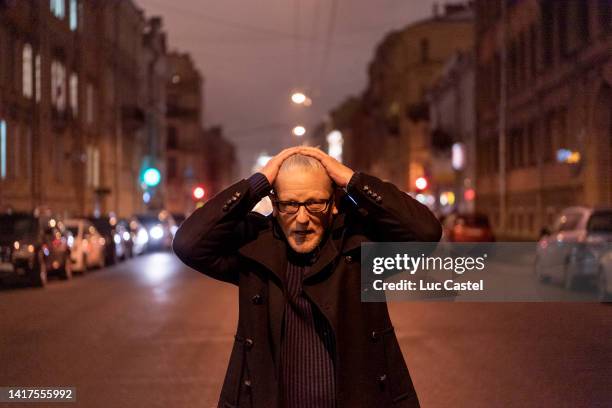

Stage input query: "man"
[{"left": 173, "top": 146, "right": 442, "bottom": 408}]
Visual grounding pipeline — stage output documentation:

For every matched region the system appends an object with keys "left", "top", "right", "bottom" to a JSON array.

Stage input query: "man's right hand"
[{"left": 259, "top": 147, "right": 302, "bottom": 184}]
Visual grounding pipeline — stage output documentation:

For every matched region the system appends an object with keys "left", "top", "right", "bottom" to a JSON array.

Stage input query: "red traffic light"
[
  {"left": 192, "top": 186, "right": 205, "bottom": 200},
  {"left": 415, "top": 177, "right": 428, "bottom": 191}
]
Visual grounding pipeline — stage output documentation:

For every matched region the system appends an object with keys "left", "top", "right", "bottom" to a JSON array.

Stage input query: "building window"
[
  {"left": 420, "top": 38, "right": 429, "bottom": 63},
  {"left": 167, "top": 157, "right": 177, "bottom": 180},
  {"left": 51, "top": 60, "right": 67, "bottom": 111},
  {"left": 35, "top": 54, "right": 41, "bottom": 103},
  {"left": 86, "top": 82, "right": 94, "bottom": 124},
  {"left": 69, "top": 73, "right": 78, "bottom": 116},
  {"left": 22, "top": 44, "right": 33, "bottom": 98},
  {"left": 0, "top": 120, "right": 6, "bottom": 180},
  {"left": 167, "top": 126, "right": 178, "bottom": 149},
  {"left": 69, "top": 0, "right": 78, "bottom": 31},
  {"left": 50, "top": 0, "right": 65, "bottom": 19}
]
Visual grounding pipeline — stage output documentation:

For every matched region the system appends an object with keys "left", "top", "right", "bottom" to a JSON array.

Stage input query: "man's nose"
[{"left": 295, "top": 206, "right": 310, "bottom": 224}]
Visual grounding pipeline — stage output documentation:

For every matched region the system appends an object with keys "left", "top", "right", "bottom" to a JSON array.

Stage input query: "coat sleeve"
[
  {"left": 344, "top": 172, "right": 442, "bottom": 242},
  {"left": 172, "top": 175, "right": 271, "bottom": 285}
]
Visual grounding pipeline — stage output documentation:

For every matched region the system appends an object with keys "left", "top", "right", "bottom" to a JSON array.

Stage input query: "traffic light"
[
  {"left": 192, "top": 186, "right": 205, "bottom": 200},
  {"left": 142, "top": 167, "right": 161, "bottom": 187},
  {"left": 415, "top": 176, "right": 428, "bottom": 191}
]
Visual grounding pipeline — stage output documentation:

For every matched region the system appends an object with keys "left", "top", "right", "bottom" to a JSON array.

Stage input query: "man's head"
[{"left": 272, "top": 154, "right": 338, "bottom": 254}]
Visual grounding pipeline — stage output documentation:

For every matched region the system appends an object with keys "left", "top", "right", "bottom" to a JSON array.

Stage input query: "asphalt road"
[{"left": 0, "top": 252, "right": 610, "bottom": 407}]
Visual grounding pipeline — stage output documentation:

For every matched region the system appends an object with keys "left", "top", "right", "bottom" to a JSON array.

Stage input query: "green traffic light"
[{"left": 143, "top": 168, "right": 161, "bottom": 187}]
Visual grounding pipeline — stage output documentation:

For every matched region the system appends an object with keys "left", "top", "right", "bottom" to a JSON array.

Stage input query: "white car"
[
  {"left": 65, "top": 219, "right": 106, "bottom": 272},
  {"left": 535, "top": 207, "right": 612, "bottom": 290}
]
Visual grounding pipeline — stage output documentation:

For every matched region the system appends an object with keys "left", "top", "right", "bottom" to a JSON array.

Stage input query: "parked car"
[
  {"left": 0, "top": 212, "right": 72, "bottom": 287},
  {"left": 598, "top": 248, "right": 612, "bottom": 302},
  {"left": 126, "top": 217, "right": 149, "bottom": 256},
  {"left": 442, "top": 213, "right": 495, "bottom": 242},
  {"left": 535, "top": 207, "right": 612, "bottom": 289},
  {"left": 87, "top": 216, "right": 127, "bottom": 264},
  {"left": 64, "top": 219, "right": 106, "bottom": 272},
  {"left": 135, "top": 211, "right": 176, "bottom": 251}
]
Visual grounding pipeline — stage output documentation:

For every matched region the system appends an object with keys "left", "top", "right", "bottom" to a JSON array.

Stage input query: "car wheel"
[
  {"left": 598, "top": 267, "right": 611, "bottom": 302},
  {"left": 81, "top": 254, "right": 88, "bottom": 274},
  {"left": 563, "top": 260, "right": 577, "bottom": 290},
  {"left": 30, "top": 252, "right": 48, "bottom": 287},
  {"left": 534, "top": 257, "right": 549, "bottom": 283},
  {"left": 60, "top": 255, "right": 73, "bottom": 280}
]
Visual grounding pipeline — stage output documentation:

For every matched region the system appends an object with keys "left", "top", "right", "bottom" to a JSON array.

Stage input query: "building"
[
  {"left": 0, "top": 1, "right": 172, "bottom": 218},
  {"left": 202, "top": 126, "right": 238, "bottom": 198},
  {"left": 427, "top": 50, "right": 476, "bottom": 214},
  {"left": 339, "top": 2, "right": 474, "bottom": 191},
  {"left": 475, "top": 0, "right": 612, "bottom": 239},
  {"left": 165, "top": 52, "right": 205, "bottom": 216}
]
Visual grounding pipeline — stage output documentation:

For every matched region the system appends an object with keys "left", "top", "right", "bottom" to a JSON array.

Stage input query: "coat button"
[
  {"left": 234, "top": 192, "right": 241, "bottom": 198},
  {"left": 371, "top": 331, "right": 378, "bottom": 341},
  {"left": 375, "top": 196, "right": 383, "bottom": 203},
  {"left": 363, "top": 185, "right": 370, "bottom": 191},
  {"left": 243, "top": 379, "right": 252, "bottom": 388},
  {"left": 222, "top": 205, "right": 229, "bottom": 211},
  {"left": 377, "top": 374, "right": 387, "bottom": 384},
  {"left": 345, "top": 255, "right": 353, "bottom": 263},
  {"left": 226, "top": 199, "right": 233, "bottom": 205},
  {"left": 244, "top": 338, "right": 254, "bottom": 349},
  {"left": 251, "top": 294, "right": 263, "bottom": 305}
]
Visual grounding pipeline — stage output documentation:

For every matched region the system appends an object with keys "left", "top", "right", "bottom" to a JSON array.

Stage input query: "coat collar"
[{"left": 238, "top": 212, "right": 363, "bottom": 281}]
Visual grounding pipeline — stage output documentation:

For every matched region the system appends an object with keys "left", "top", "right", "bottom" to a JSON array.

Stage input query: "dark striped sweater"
[{"left": 280, "top": 260, "right": 336, "bottom": 408}]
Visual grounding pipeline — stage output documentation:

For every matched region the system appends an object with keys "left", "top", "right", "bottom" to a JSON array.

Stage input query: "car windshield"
[
  {"left": 457, "top": 214, "right": 490, "bottom": 227},
  {"left": 66, "top": 226, "right": 79, "bottom": 236},
  {"left": 0, "top": 215, "right": 38, "bottom": 239},
  {"left": 587, "top": 211, "right": 612, "bottom": 233},
  {"left": 136, "top": 215, "right": 160, "bottom": 227}
]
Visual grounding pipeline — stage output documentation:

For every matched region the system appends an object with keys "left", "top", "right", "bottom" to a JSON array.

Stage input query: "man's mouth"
[{"left": 293, "top": 230, "right": 314, "bottom": 237}]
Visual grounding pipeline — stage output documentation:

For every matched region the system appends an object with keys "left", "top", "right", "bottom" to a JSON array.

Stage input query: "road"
[{"left": 0, "top": 252, "right": 610, "bottom": 407}]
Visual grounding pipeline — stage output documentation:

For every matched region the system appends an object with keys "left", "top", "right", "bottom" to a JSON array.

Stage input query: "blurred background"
[{"left": 0, "top": 1, "right": 611, "bottom": 407}]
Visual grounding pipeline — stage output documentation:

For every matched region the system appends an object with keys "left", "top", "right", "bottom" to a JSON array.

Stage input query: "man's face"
[{"left": 273, "top": 167, "right": 337, "bottom": 254}]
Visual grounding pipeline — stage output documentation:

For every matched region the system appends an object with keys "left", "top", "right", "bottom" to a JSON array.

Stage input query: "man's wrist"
[{"left": 248, "top": 172, "right": 272, "bottom": 199}]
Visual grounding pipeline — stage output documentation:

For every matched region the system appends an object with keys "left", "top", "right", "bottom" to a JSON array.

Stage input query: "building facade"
[
  {"left": 475, "top": 0, "right": 612, "bottom": 239},
  {"left": 338, "top": 3, "right": 474, "bottom": 191},
  {"left": 0, "top": 1, "right": 173, "bottom": 218},
  {"left": 165, "top": 52, "right": 205, "bottom": 216}
]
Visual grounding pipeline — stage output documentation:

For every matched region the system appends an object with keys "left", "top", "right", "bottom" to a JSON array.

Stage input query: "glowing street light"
[
  {"left": 292, "top": 125, "right": 306, "bottom": 137},
  {"left": 291, "top": 92, "right": 306, "bottom": 104}
]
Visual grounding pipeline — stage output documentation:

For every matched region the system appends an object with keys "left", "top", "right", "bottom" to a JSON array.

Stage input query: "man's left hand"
[{"left": 298, "top": 146, "right": 355, "bottom": 188}]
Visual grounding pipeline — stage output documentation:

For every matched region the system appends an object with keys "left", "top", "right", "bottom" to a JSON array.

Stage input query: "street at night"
[{"left": 1, "top": 252, "right": 610, "bottom": 407}]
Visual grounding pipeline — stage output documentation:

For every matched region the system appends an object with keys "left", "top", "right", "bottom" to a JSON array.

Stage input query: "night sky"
[{"left": 136, "top": 0, "right": 439, "bottom": 177}]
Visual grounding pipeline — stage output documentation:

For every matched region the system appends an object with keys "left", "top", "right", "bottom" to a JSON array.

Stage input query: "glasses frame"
[{"left": 271, "top": 197, "right": 333, "bottom": 215}]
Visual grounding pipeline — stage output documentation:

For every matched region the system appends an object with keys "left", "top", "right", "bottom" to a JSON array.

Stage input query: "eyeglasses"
[{"left": 272, "top": 198, "right": 332, "bottom": 214}]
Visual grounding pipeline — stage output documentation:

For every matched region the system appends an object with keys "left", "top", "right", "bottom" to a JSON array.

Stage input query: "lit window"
[
  {"left": 22, "top": 44, "right": 33, "bottom": 98},
  {"left": 0, "top": 120, "right": 6, "bottom": 180},
  {"left": 69, "top": 73, "right": 78, "bottom": 115},
  {"left": 35, "top": 54, "right": 41, "bottom": 103},
  {"left": 50, "top": 0, "right": 65, "bottom": 19},
  {"left": 69, "top": 0, "right": 78, "bottom": 30},
  {"left": 51, "top": 60, "right": 67, "bottom": 111}
]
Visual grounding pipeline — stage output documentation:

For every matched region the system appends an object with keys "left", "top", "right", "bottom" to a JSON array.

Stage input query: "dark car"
[
  {"left": 87, "top": 216, "right": 128, "bottom": 265},
  {"left": 442, "top": 212, "right": 495, "bottom": 242},
  {"left": 0, "top": 212, "right": 72, "bottom": 287}
]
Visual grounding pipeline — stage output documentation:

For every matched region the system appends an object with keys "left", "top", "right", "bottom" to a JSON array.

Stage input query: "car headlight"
[
  {"left": 114, "top": 234, "right": 122, "bottom": 245},
  {"left": 122, "top": 231, "right": 131, "bottom": 241},
  {"left": 149, "top": 225, "right": 164, "bottom": 240},
  {"left": 137, "top": 228, "right": 149, "bottom": 244}
]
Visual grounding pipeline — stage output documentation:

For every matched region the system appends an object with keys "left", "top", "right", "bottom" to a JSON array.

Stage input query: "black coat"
[{"left": 173, "top": 172, "right": 442, "bottom": 408}]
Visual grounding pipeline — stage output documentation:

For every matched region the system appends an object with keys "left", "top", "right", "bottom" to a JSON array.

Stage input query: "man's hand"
[
  {"left": 259, "top": 147, "right": 302, "bottom": 184},
  {"left": 298, "top": 146, "right": 355, "bottom": 188}
]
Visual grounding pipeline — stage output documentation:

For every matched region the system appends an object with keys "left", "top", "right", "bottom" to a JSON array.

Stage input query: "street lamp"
[
  {"left": 291, "top": 92, "right": 306, "bottom": 104},
  {"left": 292, "top": 125, "right": 306, "bottom": 137}
]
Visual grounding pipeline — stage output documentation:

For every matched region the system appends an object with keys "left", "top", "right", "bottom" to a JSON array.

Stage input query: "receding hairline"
[{"left": 274, "top": 153, "right": 333, "bottom": 192}]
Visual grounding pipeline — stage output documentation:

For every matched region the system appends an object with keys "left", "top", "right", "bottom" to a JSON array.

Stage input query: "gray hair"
[{"left": 274, "top": 153, "right": 333, "bottom": 191}]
